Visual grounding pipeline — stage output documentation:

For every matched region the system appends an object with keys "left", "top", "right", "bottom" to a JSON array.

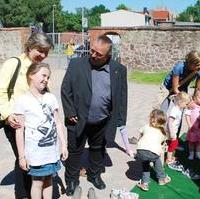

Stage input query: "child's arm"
[
  {"left": 15, "top": 114, "right": 29, "bottom": 171},
  {"left": 171, "top": 75, "right": 180, "bottom": 94},
  {"left": 185, "top": 114, "right": 192, "bottom": 129},
  {"left": 54, "top": 109, "right": 67, "bottom": 161},
  {"left": 167, "top": 117, "right": 177, "bottom": 140}
]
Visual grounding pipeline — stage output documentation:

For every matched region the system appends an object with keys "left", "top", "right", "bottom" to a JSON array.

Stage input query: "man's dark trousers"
[
  {"left": 4, "top": 125, "right": 32, "bottom": 198},
  {"left": 65, "top": 118, "right": 107, "bottom": 183}
]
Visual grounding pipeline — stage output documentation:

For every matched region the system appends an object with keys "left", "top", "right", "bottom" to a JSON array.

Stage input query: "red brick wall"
[
  {"left": 88, "top": 28, "right": 124, "bottom": 45},
  {"left": 60, "top": 32, "right": 82, "bottom": 44}
]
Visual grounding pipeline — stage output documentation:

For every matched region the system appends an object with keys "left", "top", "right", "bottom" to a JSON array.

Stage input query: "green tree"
[
  {"left": 0, "top": 1, "right": 110, "bottom": 32},
  {"left": 116, "top": 3, "right": 129, "bottom": 10},
  {"left": 0, "top": 0, "right": 32, "bottom": 27},
  {"left": 88, "top": 5, "right": 110, "bottom": 28},
  {"left": 0, "top": 0, "right": 63, "bottom": 32},
  {"left": 177, "top": 0, "right": 200, "bottom": 22}
]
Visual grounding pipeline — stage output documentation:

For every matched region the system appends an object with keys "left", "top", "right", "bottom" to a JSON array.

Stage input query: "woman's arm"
[
  {"left": 185, "top": 115, "right": 192, "bottom": 129},
  {"left": 54, "top": 109, "right": 67, "bottom": 160},
  {"left": 0, "top": 58, "right": 20, "bottom": 120},
  {"left": 171, "top": 75, "right": 180, "bottom": 94},
  {"left": 15, "top": 114, "right": 28, "bottom": 171}
]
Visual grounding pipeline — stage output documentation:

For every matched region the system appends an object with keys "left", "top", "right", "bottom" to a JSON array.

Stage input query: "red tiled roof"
[{"left": 152, "top": 10, "right": 169, "bottom": 20}]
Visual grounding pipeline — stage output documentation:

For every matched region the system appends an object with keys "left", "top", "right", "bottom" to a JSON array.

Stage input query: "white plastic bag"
[{"left": 110, "top": 188, "right": 139, "bottom": 199}]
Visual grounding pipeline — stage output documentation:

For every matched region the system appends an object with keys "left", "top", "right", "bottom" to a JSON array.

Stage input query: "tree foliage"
[
  {"left": 0, "top": 1, "right": 110, "bottom": 32},
  {"left": 177, "top": 0, "right": 200, "bottom": 22},
  {"left": 116, "top": 4, "right": 129, "bottom": 10}
]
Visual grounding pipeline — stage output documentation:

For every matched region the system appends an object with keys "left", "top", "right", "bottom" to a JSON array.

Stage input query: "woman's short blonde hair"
[{"left": 24, "top": 32, "right": 53, "bottom": 54}]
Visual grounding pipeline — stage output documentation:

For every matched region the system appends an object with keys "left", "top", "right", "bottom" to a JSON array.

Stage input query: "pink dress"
[{"left": 185, "top": 104, "right": 200, "bottom": 142}]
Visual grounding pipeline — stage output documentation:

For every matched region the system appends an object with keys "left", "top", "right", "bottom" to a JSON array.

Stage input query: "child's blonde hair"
[
  {"left": 185, "top": 50, "right": 200, "bottom": 69},
  {"left": 175, "top": 92, "right": 190, "bottom": 104},
  {"left": 149, "top": 109, "right": 166, "bottom": 135}
]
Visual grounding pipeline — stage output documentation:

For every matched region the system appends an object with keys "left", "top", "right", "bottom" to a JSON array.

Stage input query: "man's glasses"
[{"left": 90, "top": 48, "right": 105, "bottom": 58}]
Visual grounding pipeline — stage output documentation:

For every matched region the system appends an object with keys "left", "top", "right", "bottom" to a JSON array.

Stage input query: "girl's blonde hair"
[
  {"left": 26, "top": 62, "right": 51, "bottom": 86},
  {"left": 149, "top": 109, "right": 166, "bottom": 135},
  {"left": 185, "top": 50, "right": 200, "bottom": 69},
  {"left": 24, "top": 33, "right": 53, "bottom": 54},
  {"left": 175, "top": 91, "right": 190, "bottom": 104}
]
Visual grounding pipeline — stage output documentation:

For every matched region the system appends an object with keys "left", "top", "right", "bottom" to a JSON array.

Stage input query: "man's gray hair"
[{"left": 97, "top": 35, "right": 113, "bottom": 56}]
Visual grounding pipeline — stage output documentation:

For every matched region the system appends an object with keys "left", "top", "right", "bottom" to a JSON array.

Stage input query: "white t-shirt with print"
[
  {"left": 14, "top": 92, "right": 60, "bottom": 166},
  {"left": 137, "top": 124, "right": 166, "bottom": 155},
  {"left": 167, "top": 104, "right": 183, "bottom": 138}
]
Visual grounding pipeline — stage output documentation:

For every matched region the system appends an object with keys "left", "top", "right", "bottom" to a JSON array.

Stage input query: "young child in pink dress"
[{"left": 185, "top": 90, "right": 200, "bottom": 160}]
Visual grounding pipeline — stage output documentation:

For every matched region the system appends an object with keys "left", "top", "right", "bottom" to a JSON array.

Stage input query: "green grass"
[
  {"left": 128, "top": 70, "right": 168, "bottom": 85},
  {"left": 131, "top": 134, "right": 200, "bottom": 199}
]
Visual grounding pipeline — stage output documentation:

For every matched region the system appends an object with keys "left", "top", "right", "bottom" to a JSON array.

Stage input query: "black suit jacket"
[{"left": 61, "top": 56, "right": 127, "bottom": 141}]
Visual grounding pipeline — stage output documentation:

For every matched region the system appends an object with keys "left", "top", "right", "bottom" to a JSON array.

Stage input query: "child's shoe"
[
  {"left": 195, "top": 152, "right": 200, "bottom": 159},
  {"left": 182, "top": 168, "right": 200, "bottom": 180},
  {"left": 168, "top": 161, "right": 184, "bottom": 172},
  {"left": 137, "top": 180, "right": 149, "bottom": 191},
  {"left": 188, "top": 152, "right": 194, "bottom": 160},
  {"left": 158, "top": 175, "right": 171, "bottom": 185}
]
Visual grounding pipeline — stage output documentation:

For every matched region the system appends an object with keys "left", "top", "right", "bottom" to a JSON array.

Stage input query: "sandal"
[
  {"left": 137, "top": 180, "right": 149, "bottom": 191},
  {"left": 159, "top": 175, "right": 171, "bottom": 185}
]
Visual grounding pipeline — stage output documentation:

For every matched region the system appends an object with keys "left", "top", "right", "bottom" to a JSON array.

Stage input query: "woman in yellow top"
[{"left": 0, "top": 32, "right": 53, "bottom": 199}]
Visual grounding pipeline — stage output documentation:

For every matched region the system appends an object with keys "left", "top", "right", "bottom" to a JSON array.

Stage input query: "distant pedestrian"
[
  {"left": 14, "top": 63, "right": 67, "bottom": 199},
  {"left": 0, "top": 32, "right": 53, "bottom": 198}
]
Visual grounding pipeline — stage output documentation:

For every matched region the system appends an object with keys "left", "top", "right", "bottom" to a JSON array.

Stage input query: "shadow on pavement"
[
  {"left": 126, "top": 160, "right": 142, "bottom": 181},
  {"left": 0, "top": 170, "right": 15, "bottom": 185}
]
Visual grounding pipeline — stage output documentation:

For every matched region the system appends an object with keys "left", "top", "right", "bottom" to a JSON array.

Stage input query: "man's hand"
[
  {"left": 68, "top": 116, "right": 78, "bottom": 124},
  {"left": 7, "top": 114, "right": 21, "bottom": 129}
]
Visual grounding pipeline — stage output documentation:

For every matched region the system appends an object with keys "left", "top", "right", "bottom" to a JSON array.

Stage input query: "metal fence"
[
  {"left": 47, "top": 32, "right": 121, "bottom": 62},
  {"left": 47, "top": 32, "right": 90, "bottom": 57}
]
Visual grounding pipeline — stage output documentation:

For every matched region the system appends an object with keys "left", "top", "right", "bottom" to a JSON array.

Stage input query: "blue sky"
[{"left": 61, "top": 0, "right": 197, "bottom": 14}]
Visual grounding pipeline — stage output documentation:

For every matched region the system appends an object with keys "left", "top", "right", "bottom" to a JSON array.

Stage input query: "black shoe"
[
  {"left": 88, "top": 187, "right": 97, "bottom": 199},
  {"left": 66, "top": 181, "right": 79, "bottom": 196},
  {"left": 72, "top": 186, "right": 82, "bottom": 199},
  {"left": 18, "top": 198, "right": 30, "bottom": 199},
  {"left": 87, "top": 175, "right": 106, "bottom": 190},
  {"left": 128, "top": 136, "right": 138, "bottom": 144}
]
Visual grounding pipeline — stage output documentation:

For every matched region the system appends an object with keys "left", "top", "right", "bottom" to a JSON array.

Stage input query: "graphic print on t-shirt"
[{"left": 37, "top": 103, "right": 57, "bottom": 147}]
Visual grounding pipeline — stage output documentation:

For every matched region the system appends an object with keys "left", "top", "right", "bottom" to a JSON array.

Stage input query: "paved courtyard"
[{"left": 0, "top": 68, "right": 161, "bottom": 198}]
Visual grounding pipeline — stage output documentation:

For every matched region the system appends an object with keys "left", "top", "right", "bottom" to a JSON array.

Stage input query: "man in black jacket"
[{"left": 61, "top": 35, "right": 127, "bottom": 196}]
